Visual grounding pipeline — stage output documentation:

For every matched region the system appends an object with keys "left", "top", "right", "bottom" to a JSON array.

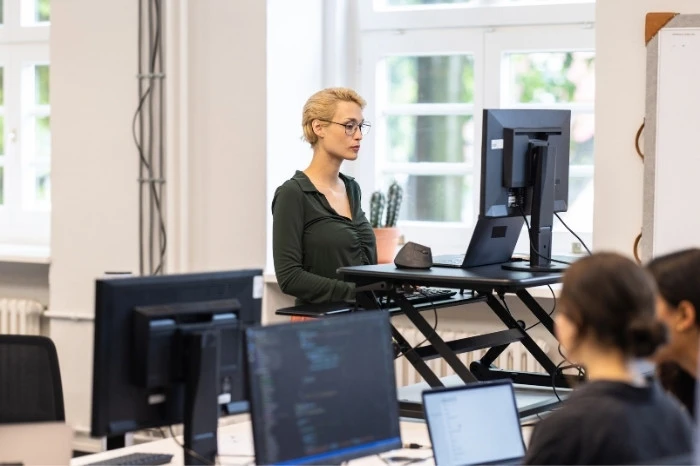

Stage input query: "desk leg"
[
  {"left": 483, "top": 293, "right": 557, "bottom": 376},
  {"left": 355, "top": 290, "right": 444, "bottom": 388},
  {"left": 393, "top": 292, "right": 478, "bottom": 384},
  {"left": 516, "top": 289, "right": 555, "bottom": 334}
]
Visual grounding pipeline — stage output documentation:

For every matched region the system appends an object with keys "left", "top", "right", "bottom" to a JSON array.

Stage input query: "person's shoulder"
[
  {"left": 272, "top": 173, "right": 306, "bottom": 211},
  {"left": 276, "top": 171, "right": 309, "bottom": 194}
]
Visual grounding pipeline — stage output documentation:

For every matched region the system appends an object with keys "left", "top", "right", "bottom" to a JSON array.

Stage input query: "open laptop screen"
[{"left": 423, "top": 380, "right": 525, "bottom": 465}]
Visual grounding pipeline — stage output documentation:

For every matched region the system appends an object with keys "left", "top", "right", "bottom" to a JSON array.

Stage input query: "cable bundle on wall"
[{"left": 133, "top": 0, "right": 166, "bottom": 275}]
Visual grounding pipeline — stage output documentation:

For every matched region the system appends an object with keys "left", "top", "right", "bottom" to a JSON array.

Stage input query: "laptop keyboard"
[
  {"left": 84, "top": 452, "right": 174, "bottom": 466},
  {"left": 432, "top": 254, "right": 465, "bottom": 266},
  {"left": 389, "top": 288, "right": 457, "bottom": 306}
]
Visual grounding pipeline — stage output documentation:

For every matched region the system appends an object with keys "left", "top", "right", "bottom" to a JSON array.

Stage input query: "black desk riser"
[{"left": 335, "top": 262, "right": 582, "bottom": 418}]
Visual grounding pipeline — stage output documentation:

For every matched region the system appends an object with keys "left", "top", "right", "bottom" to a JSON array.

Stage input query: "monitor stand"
[
  {"left": 183, "top": 330, "right": 220, "bottom": 465},
  {"left": 502, "top": 139, "right": 568, "bottom": 273}
]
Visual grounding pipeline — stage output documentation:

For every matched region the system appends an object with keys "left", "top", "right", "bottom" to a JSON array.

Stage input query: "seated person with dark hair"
[
  {"left": 525, "top": 252, "right": 693, "bottom": 465},
  {"left": 647, "top": 248, "right": 700, "bottom": 419}
]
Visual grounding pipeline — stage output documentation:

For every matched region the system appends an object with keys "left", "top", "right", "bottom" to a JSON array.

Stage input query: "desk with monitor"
[
  {"left": 279, "top": 107, "right": 585, "bottom": 417},
  {"left": 338, "top": 262, "right": 579, "bottom": 418}
]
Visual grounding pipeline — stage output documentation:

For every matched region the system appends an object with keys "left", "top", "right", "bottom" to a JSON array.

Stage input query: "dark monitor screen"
[
  {"left": 480, "top": 108, "right": 571, "bottom": 218},
  {"left": 246, "top": 312, "right": 401, "bottom": 465},
  {"left": 90, "top": 269, "right": 262, "bottom": 444}
]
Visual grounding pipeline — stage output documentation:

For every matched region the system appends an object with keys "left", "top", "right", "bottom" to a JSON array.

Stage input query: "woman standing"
[{"left": 272, "top": 88, "right": 376, "bottom": 308}]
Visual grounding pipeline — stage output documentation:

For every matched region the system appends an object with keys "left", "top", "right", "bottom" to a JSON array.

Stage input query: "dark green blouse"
[{"left": 272, "top": 171, "right": 377, "bottom": 304}]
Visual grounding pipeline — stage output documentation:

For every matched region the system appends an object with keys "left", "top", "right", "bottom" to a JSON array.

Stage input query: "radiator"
[
  {"left": 0, "top": 298, "right": 45, "bottom": 335},
  {"left": 394, "top": 326, "right": 549, "bottom": 387}
]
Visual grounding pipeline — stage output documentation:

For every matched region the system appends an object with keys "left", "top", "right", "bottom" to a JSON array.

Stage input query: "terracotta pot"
[{"left": 373, "top": 227, "right": 401, "bottom": 264}]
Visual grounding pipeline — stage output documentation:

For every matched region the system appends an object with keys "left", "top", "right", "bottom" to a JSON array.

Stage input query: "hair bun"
[{"left": 627, "top": 318, "right": 668, "bottom": 357}]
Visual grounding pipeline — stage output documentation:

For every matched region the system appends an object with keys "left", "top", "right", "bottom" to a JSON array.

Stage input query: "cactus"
[
  {"left": 384, "top": 181, "right": 403, "bottom": 228},
  {"left": 369, "top": 191, "right": 386, "bottom": 228}
]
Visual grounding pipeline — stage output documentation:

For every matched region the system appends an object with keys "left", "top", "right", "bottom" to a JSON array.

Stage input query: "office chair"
[{"left": 0, "top": 335, "right": 65, "bottom": 422}]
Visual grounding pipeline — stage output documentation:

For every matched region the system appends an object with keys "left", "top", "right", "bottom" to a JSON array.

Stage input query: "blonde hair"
[{"left": 302, "top": 87, "right": 367, "bottom": 147}]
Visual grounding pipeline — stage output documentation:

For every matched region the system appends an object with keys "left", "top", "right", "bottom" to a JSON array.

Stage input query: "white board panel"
[{"left": 651, "top": 27, "right": 700, "bottom": 256}]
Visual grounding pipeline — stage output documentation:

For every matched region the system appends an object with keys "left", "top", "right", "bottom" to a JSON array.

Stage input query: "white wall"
[
  {"left": 594, "top": 0, "right": 700, "bottom": 254},
  {"left": 49, "top": 0, "right": 141, "bottom": 446},
  {"left": 49, "top": 0, "right": 267, "bottom": 447},
  {"left": 265, "top": 0, "right": 324, "bottom": 273},
  {"left": 187, "top": 1, "right": 266, "bottom": 271}
]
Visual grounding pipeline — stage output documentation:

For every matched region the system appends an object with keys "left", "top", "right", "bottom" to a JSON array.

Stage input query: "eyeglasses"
[{"left": 319, "top": 119, "right": 372, "bottom": 136}]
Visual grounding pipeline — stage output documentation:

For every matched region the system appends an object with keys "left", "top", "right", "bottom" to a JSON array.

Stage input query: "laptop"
[
  {"left": 422, "top": 380, "right": 525, "bottom": 465},
  {"left": 433, "top": 216, "right": 525, "bottom": 269},
  {"left": 0, "top": 422, "right": 74, "bottom": 465}
]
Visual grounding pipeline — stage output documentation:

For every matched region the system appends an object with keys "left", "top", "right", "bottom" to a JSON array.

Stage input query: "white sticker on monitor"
[
  {"left": 491, "top": 139, "right": 504, "bottom": 150},
  {"left": 148, "top": 393, "right": 166, "bottom": 405},
  {"left": 253, "top": 275, "right": 263, "bottom": 299}
]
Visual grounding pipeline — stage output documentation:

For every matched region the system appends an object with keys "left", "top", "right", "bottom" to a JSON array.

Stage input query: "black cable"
[
  {"left": 524, "top": 285, "right": 556, "bottom": 332},
  {"left": 147, "top": 0, "right": 155, "bottom": 273},
  {"left": 552, "top": 344, "right": 585, "bottom": 402},
  {"left": 554, "top": 212, "right": 592, "bottom": 255},
  {"left": 519, "top": 206, "right": 572, "bottom": 266},
  {"left": 137, "top": 0, "right": 144, "bottom": 275},
  {"left": 133, "top": 0, "right": 167, "bottom": 276},
  {"left": 150, "top": 0, "right": 166, "bottom": 274},
  {"left": 167, "top": 425, "right": 218, "bottom": 465},
  {"left": 157, "top": 0, "right": 166, "bottom": 273}
]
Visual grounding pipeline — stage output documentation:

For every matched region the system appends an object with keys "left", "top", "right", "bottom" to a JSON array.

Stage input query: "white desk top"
[{"left": 71, "top": 417, "right": 434, "bottom": 466}]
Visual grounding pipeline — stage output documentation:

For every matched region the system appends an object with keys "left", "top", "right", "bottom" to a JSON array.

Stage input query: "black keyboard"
[
  {"left": 85, "top": 452, "right": 174, "bottom": 466},
  {"left": 391, "top": 287, "right": 457, "bottom": 306}
]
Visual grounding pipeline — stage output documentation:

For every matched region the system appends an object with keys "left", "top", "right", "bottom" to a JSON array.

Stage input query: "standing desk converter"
[{"left": 337, "top": 262, "right": 581, "bottom": 417}]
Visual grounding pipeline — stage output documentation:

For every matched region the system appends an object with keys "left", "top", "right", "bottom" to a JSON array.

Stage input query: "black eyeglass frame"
[{"left": 318, "top": 119, "right": 372, "bottom": 136}]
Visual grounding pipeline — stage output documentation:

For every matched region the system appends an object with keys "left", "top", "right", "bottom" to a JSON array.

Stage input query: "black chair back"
[{"left": 0, "top": 335, "right": 65, "bottom": 422}]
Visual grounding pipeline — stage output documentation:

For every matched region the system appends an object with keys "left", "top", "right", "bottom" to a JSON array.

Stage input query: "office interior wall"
[
  {"left": 265, "top": 0, "right": 324, "bottom": 274},
  {"left": 0, "top": 263, "right": 49, "bottom": 305},
  {"left": 187, "top": 1, "right": 266, "bottom": 271},
  {"left": 48, "top": 0, "right": 267, "bottom": 446},
  {"left": 593, "top": 0, "right": 699, "bottom": 254}
]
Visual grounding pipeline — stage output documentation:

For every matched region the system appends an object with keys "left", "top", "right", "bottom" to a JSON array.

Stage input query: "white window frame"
[
  {"left": 0, "top": 0, "right": 51, "bottom": 247},
  {"left": 358, "top": 29, "right": 484, "bottom": 250},
  {"left": 356, "top": 0, "right": 595, "bottom": 256},
  {"left": 484, "top": 24, "right": 595, "bottom": 254}
]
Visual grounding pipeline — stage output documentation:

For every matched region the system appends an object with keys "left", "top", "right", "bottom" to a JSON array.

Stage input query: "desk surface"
[
  {"left": 71, "top": 418, "right": 434, "bottom": 466},
  {"left": 338, "top": 263, "right": 563, "bottom": 290}
]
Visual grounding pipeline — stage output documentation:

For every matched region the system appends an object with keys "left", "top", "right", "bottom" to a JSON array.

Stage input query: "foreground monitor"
[
  {"left": 91, "top": 269, "right": 262, "bottom": 464},
  {"left": 481, "top": 108, "right": 571, "bottom": 271},
  {"left": 246, "top": 312, "right": 401, "bottom": 465}
]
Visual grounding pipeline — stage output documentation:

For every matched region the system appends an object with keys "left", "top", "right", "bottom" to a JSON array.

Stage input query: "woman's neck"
[
  {"left": 579, "top": 347, "right": 641, "bottom": 384},
  {"left": 304, "top": 149, "right": 343, "bottom": 186},
  {"left": 675, "top": 336, "right": 699, "bottom": 378}
]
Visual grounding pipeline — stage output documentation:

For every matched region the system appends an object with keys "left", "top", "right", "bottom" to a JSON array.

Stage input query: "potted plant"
[{"left": 370, "top": 181, "right": 403, "bottom": 264}]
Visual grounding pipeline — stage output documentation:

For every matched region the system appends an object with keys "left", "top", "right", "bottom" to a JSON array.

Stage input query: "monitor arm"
[{"left": 503, "top": 138, "right": 567, "bottom": 272}]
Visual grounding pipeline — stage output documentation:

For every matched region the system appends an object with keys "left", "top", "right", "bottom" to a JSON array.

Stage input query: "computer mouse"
[{"left": 394, "top": 242, "right": 433, "bottom": 269}]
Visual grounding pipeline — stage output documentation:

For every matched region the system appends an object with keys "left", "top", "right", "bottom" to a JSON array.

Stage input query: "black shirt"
[
  {"left": 272, "top": 171, "right": 377, "bottom": 304},
  {"left": 524, "top": 380, "right": 694, "bottom": 465}
]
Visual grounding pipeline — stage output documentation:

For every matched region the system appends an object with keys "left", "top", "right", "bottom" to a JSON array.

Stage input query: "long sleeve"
[{"left": 272, "top": 184, "right": 355, "bottom": 303}]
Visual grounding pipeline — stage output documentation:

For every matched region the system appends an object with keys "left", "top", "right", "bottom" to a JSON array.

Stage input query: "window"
[
  {"left": 0, "top": 0, "right": 51, "bottom": 246},
  {"left": 357, "top": 0, "right": 594, "bottom": 254}
]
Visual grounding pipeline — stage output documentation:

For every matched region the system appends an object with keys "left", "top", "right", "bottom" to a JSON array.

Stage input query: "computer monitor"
[
  {"left": 480, "top": 108, "right": 571, "bottom": 272},
  {"left": 90, "top": 269, "right": 263, "bottom": 465},
  {"left": 246, "top": 312, "right": 402, "bottom": 465}
]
